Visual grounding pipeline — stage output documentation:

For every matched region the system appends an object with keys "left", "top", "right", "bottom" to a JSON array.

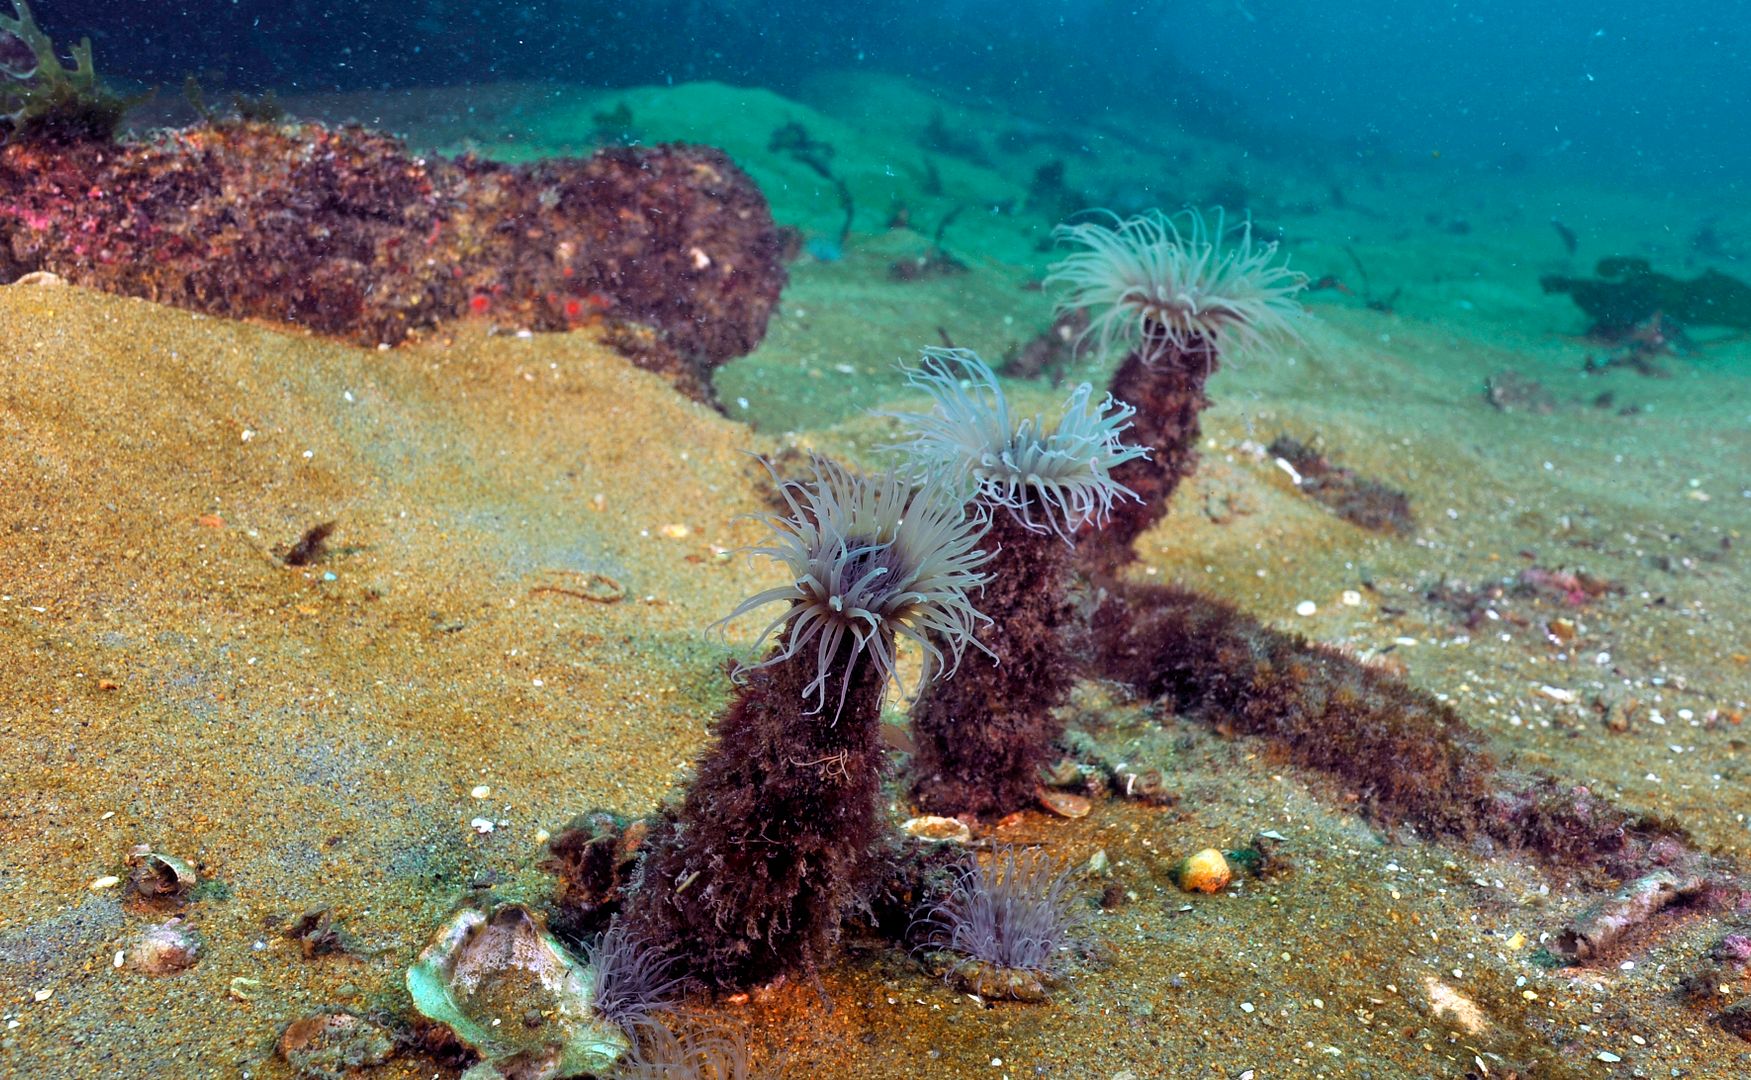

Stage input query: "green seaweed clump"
[{"left": 1, "top": 0, "right": 134, "bottom": 143}]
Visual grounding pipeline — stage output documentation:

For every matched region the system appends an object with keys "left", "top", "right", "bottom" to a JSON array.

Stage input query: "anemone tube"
[
  {"left": 1046, "top": 208, "right": 1306, "bottom": 572},
  {"left": 890, "top": 348, "right": 1146, "bottom": 817},
  {"left": 624, "top": 457, "right": 991, "bottom": 988}
]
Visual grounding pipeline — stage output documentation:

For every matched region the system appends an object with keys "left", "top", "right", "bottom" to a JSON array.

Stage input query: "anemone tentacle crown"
[
  {"left": 716, "top": 455, "right": 991, "bottom": 715},
  {"left": 1046, "top": 207, "right": 1307, "bottom": 363},
  {"left": 887, "top": 346, "right": 1149, "bottom": 540}
]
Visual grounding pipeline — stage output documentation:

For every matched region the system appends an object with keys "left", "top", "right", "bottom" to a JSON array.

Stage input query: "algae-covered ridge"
[{"left": 0, "top": 0, "right": 135, "bottom": 142}]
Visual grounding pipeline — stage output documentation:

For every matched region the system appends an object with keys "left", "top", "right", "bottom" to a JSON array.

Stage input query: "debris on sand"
[
  {"left": 278, "top": 1009, "right": 397, "bottom": 1080},
  {"left": 281, "top": 522, "right": 337, "bottom": 568},
  {"left": 1554, "top": 871, "right": 1709, "bottom": 962},
  {"left": 1268, "top": 434, "right": 1415, "bottom": 535},
  {"left": 1483, "top": 370, "right": 1556, "bottom": 414}
]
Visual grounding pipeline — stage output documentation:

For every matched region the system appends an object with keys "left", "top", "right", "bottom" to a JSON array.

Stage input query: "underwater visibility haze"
[{"left": 2, "top": 1, "right": 1749, "bottom": 1077}]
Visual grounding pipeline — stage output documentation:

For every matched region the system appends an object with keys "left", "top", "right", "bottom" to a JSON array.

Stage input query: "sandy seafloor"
[{"left": 1, "top": 72, "right": 1749, "bottom": 1079}]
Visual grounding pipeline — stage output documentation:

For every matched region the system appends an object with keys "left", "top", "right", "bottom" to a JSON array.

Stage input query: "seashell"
[
  {"left": 11, "top": 270, "right": 67, "bottom": 287},
  {"left": 405, "top": 903, "right": 627, "bottom": 1080},
  {"left": 1035, "top": 787, "right": 1090, "bottom": 819},
  {"left": 125, "top": 846, "right": 199, "bottom": 902},
  {"left": 126, "top": 919, "right": 202, "bottom": 974},
  {"left": 278, "top": 1009, "right": 395, "bottom": 1079},
  {"left": 1113, "top": 767, "right": 1175, "bottom": 806},
  {"left": 1172, "top": 848, "right": 1233, "bottom": 894},
  {"left": 1039, "top": 758, "right": 1084, "bottom": 788},
  {"left": 901, "top": 815, "right": 972, "bottom": 844}
]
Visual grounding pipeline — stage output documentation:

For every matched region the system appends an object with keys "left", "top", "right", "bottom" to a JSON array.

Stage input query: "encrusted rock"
[
  {"left": 126, "top": 918, "right": 201, "bottom": 974},
  {"left": 0, "top": 124, "right": 788, "bottom": 399},
  {"left": 405, "top": 902, "right": 627, "bottom": 1080},
  {"left": 278, "top": 1009, "right": 396, "bottom": 1080}
]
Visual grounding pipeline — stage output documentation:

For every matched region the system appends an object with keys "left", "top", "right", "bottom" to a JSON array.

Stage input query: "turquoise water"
[{"left": 35, "top": 0, "right": 1751, "bottom": 190}]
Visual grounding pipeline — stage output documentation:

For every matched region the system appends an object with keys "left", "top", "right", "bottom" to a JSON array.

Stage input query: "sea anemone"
[
  {"left": 1046, "top": 207, "right": 1306, "bottom": 363},
  {"left": 912, "top": 845, "right": 1085, "bottom": 1001},
  {"left": 587, "top": 919, "right": 686, "bottom": 1032},
  {"left": 887, "top": 347, "right": 1149, "bottom": 540},
  {"left": 717, "top": 455, "right": 992, "bottom": 715},
  {"left": 617, "top": 1018, "right": 755, "bottom": 1080}
]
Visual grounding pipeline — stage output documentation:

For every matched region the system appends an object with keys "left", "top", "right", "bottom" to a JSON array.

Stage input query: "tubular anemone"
[
  {"left": 887, "top": 347, "right": 1149, "bottom": 540},
  {"left": 717, "top": 456, "right": 991, "bottom": 715},
  {"left": 912, "top": 845, "right": 1085, "bottom": 1000},
  {"left": 1046, "top": 207, "right": 1307, "bottom": 363},
  {"left": 587, "top": 919, "right": 685, "bottom": 1032}
]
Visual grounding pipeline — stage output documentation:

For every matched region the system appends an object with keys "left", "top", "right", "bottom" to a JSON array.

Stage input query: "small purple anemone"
[
  {"left": 587, "top": 918, "right": 686, "bottom": 1031},
  {"left": 913, "top": 845, "right": 1085, "bottom": 979}
]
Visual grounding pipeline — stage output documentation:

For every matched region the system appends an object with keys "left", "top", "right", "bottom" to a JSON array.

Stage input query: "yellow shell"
[{"left": 1174, "top": 848, "right": 1232, "bottom": 894}]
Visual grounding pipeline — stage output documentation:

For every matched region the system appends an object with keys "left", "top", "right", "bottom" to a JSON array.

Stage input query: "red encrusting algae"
[{"left": 0, "top": 121, "right": 788, "bottom": 399}]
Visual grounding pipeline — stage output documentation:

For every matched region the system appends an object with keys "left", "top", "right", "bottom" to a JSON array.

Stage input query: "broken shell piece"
[
  {"left": 1555, "top": 871, "right": 1707, "bottom": 962},
  {"left": 11, "top": 270, "right": 67, "bottom": 287},
  {"left": 406, "top": 903, "right": 627, "bottom": 1080},
  {"left": 1172, "top": 849, "right": 1233, "bottom": 894},
  {"left": 902, "top": 815, "right": 972, "bottom": 844},
  {"left": 127, "top": 919, "right": 202, "bottom": 975},
  {"left": 1036, "top": 788, "right": 1091, "bottom": 819},
  {"left": 278, "top": 1009, "right": 396, "bottom": 1080},
  {"left": 125, "top": 846, "right": 199, "bottom": 902},
  {"left": 1113, "top": 766, "right": 1176, "bottom": 807}
]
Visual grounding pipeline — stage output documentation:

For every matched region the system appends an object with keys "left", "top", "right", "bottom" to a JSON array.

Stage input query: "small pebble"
[
  {"left": 89, "top": 875, "right": 121, "bottom": 891},
  {"left": 1295, "top": 600, "right": 1317, "bottom": 617},
  {"left": 470, "top": 785, "right": 491, "bottom": 799},
  {"left": 470, "top": 818, "right": 495, "bottom": 834},
  {"left": 1174, "top": 849, "right": 1233, "bottom": 894},
  {"left": 127, "top": 921, "right": 201, "bottom": 975}
]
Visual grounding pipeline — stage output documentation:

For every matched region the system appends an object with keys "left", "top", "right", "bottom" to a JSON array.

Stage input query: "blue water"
[{"left": 37, "top": 0, "right": 1750, "bottom": 192}]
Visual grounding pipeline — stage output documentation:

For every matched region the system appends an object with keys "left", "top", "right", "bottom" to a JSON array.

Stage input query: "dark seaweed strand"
[
  {"left": 909, "top": 511, "right": 1076, "bottom": 817},
  {"left": 624, "top": 641, "right": 889, "bottom": 989},
  {"left": 1091, "top": 580, "right": 1709, "bottom": 883}
]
